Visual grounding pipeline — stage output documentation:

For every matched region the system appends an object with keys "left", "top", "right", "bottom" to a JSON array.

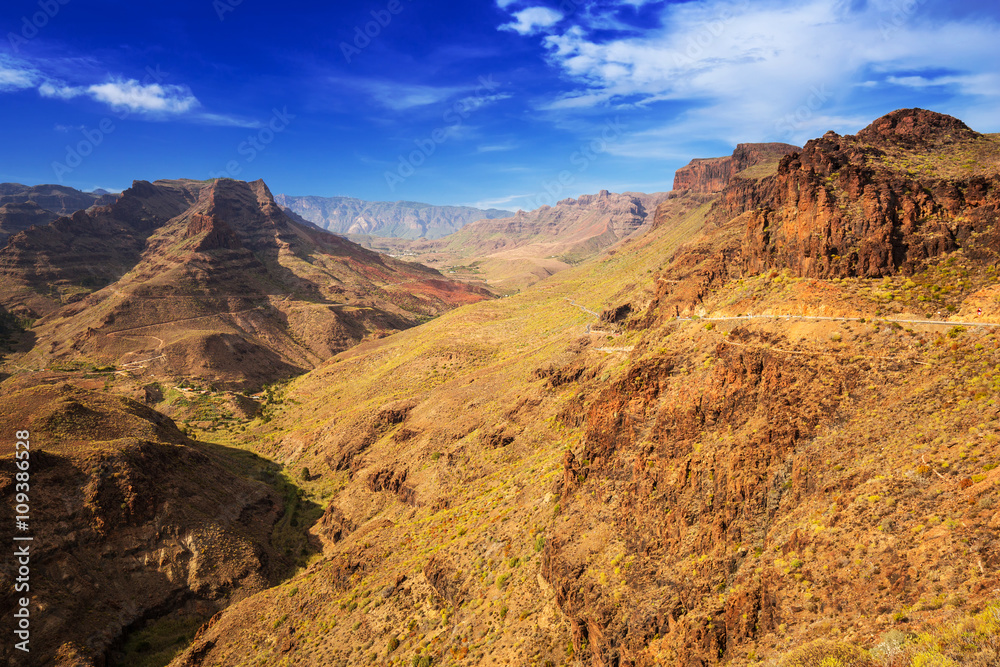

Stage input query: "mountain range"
[
  {"left": 0, "top": 178, "right": 489, "bottom": 390},
  {"left": 0, "top": 183, "right": 112, "bottom": 247},
  {"left": 1, "top": 109, "right": 999, "bottom": 667},
  {"left": 274, "top": 194, "right": 515, "bottom": 240}
]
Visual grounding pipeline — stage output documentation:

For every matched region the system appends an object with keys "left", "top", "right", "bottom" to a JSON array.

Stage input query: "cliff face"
[
  {"left": 730, "top": 110, "right": 1000, "bottom": 279},
  {"left": 0, "top": 179, "right": 205, "bottom": 317},
  {"left": 274, "top": 194, "right": 514, "bottom": 240},
  {"left": 672, "top": 143, "right": 800, "bottom": 194}
]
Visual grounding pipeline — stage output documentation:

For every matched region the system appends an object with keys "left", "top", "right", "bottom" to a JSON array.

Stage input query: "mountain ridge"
[{"left": 275, "top": 193, "right": 515, "bottom": 240}]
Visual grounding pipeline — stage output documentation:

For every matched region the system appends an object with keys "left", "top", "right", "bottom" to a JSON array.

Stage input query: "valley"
[{"left": 2, "top": 108, "right": 1000, "bottom": 667}]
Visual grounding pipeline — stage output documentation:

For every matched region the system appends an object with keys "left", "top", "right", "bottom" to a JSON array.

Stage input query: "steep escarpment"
[
  {"left": 731, "top": 110, "right": 1000, "bottom": 279},
  {"left": 0, "top": 383, "right": 291, "bottom": 667},
  {"left": 672, "top": 143, "right": 800, "bottom": 194},
  {"left": 23, "top": 178, "right": 490, "bottom": 389},
  {"left": 0, "top": 179, "right": 206, "bottom": 318}
]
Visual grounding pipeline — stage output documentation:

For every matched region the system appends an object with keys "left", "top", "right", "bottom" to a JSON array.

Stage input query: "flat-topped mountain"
[
  {"left": 672, "top": 142, "right": 800, "bottom": 194},
  {"left": 274, "top": 194, "right": 514, "bottom": 239},
  {"left": 1, "top": 178, "right": 490, "bottom": 389}
]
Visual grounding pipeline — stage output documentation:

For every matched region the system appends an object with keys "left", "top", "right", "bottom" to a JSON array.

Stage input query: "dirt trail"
[{"left": 686, "top": 314, "right": 999, "bottom": 327}]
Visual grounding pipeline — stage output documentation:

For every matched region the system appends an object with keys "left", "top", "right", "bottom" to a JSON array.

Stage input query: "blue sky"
[{"left": 1, "top": 0, "right": 998, "bottom": 211}]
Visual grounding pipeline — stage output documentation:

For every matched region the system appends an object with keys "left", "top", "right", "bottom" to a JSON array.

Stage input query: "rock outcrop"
[
  {"left": 732, "top": 109, "right": 1000, "bottom": 278},
  {"left": 672, "top": 143, "right": 800, "bottom": 194}
]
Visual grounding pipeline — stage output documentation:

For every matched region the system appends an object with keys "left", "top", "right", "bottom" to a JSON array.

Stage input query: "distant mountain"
[
  {"left": 0, "top": 201, "right": 59, "bottom": 246},
  {"left": 274, "top": 194, "right": 514, "bottom": 239},
  {"left": 0, "top": 182, "right": 108, "bottom": 215},
  {"left": 358, "top": 189, "right": 672, "bottom": 291}
]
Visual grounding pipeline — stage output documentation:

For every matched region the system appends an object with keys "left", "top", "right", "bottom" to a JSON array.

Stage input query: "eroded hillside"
[
  {"left": 0, "top": 178, "right": 490, "bottom": 391},
  {"left": 166, "top": 110, "right": 1000, "bottom": 667},
  {"left": 0, "top": 383, "right": 307, "bottom": 667}
]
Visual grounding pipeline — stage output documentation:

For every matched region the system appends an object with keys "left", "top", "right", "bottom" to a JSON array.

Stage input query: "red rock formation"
[
  {"left": 730, "top": 110, "right": 1000, "bottom": 278},
  {"left": 672, "top": 143, "right": 800, "bottom": 194}
]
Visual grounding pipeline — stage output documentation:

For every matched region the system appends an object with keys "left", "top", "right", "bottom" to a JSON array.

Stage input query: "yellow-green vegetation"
[
  {"left": 777, "top": 602, "right": 1000, "bottom": 666},
  {"left": 866, "top": 133, "right": 1000, "bottom": 180}
]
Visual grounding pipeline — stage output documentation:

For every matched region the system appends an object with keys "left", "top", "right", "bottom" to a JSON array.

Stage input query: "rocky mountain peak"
[{"left": 856, "top": 107, "right": 981, "bottom": 149}]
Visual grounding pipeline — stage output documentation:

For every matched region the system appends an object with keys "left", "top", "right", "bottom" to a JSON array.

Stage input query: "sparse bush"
[
  {"left": 781, "top": 639, "right": 875, "bottom": 667},
  {"left": 387, "top": 637, "right": 399, "bottom": 653}
]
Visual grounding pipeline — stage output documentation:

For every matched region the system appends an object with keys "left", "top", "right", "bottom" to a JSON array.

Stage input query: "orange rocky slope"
[{"left": 167, "top": 110, "right": 1000, "bottom": 667}]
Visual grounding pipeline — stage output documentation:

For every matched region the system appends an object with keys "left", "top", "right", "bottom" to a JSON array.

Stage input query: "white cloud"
[
  {"left": 39, "top": 77, "right": 199, "bottom": 115},
  {"left": 501, "top": 7, "right": 564, "bottom": 35},
  {"left": 1, "top": 54, "right": 254, "bottom": 125},
  {"left": 499, "top": 0, "right": 1000, "bottom": 147},
  {"left": 87, "top": 79, "right": 198, "bottom": 114},
  {"left": 39, "top": 81, "right": 86, "bottom": 99}
]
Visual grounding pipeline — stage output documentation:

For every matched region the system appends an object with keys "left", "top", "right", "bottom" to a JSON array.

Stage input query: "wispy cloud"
[
  {"left": 2, "top": 53, "right": 258, "bottom": 126},
  {"left": 477, "top": 141, "right": 518, "bottom": 153},
  {"left": 0, "top": 54, "right": 39, "bottom": 92},
  {"left": 497, "top": 0, "right": 1000, "bottom": 147},
  {"left": 467, "top": 192, "right": 533, "bottom": 209}
]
